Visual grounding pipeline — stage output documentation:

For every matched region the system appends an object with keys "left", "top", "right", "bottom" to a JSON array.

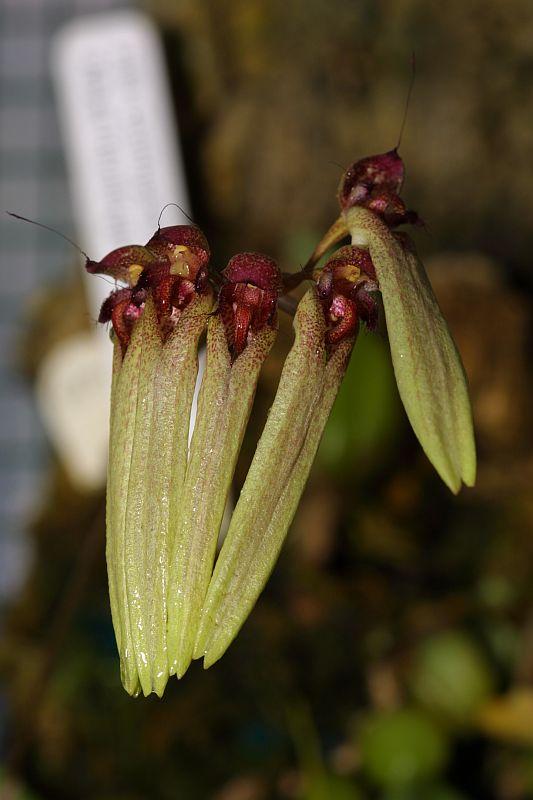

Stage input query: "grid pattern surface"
[{"left": 0, "top": 0, "right": 132, "bottom": 602}]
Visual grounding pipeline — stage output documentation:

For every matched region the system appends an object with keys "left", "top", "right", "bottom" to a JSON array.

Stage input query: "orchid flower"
[{"left": 87, "top": 147, "right": 475, "bottom": 692}]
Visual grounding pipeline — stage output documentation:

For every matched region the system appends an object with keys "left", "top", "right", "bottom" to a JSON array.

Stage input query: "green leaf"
[
  {"left": 166, "top": 315, "right": 277, "bottom": 678},
  {"left": 345, "top": 207, "right": 476, "bottom": 493}
]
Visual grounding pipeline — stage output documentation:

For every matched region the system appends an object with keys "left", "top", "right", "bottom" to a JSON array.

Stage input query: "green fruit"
[
  {"left": 359, "top": 708, "right": 449, "bottom": 788},
  {"left": 410, "top": 631, "right": 495, "bottom": 725}
]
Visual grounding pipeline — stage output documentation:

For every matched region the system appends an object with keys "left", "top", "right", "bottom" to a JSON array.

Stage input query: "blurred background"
[{"left": 1, "top": 0, "right": 533, "bottom": 798}]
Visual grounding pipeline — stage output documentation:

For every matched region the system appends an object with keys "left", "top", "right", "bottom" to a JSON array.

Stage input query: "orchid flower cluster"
[{"left": 87, "top": 148, "right": 476, "bottom": 697}]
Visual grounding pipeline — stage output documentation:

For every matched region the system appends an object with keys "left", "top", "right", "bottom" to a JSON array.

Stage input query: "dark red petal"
[
  {"left": 146, "top": 224, "right": 209, "bottom": 255},
  {"left": 86, "top": 245, "right": 157, "bottom": 284},
  {"left": 98, "top": 287, "right": 133, "bottom": 323},
  {"left": 338, "top": 149, "right": 405, "bottom": 211},
  {"left": 233, "top": 305, "right": 253, "bottom": 357},
  {"left": 354, "top": 287, "right": 379, "bottom": 332},
  {"left": 223, "top": 252, "right": 282, "bottom": 292},
  {"left": 111, "top": 298, "right": 135, "bottom": 354}
]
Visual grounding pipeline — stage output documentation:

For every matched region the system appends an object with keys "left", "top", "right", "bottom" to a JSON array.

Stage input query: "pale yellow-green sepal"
[
  {"left": 107, "top": 295, "right": 212, "bottom": 696},
  {"left": 138, "top": 292, "right": 213, "bottom": 695},
  {"left": 345, "top": 207, "right": 476, "bottom": 493},
  {"left": 194, "top": 289, "right": 331, "bottom": 666},
  {"left": 166, "top": 316, "right": 277, "bottom": 678},
  {"left": 107, "top": 302, "right": 158, "bottom": 696}
]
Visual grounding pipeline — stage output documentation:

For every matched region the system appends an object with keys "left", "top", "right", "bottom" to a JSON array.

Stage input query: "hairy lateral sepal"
[
  {"left": 194, "top": 288, "right": 330, "bottom": 665},
  {"left": 166, "top": 315, "right": 277, "bottom": 678},
  {"left": 345, "top": 206, "right": 476, "bottom": 493}
]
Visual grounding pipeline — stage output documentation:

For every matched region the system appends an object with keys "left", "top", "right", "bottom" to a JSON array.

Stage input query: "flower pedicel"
[{"left": 55, "top": 144, "right": 474, "bottom": 693}]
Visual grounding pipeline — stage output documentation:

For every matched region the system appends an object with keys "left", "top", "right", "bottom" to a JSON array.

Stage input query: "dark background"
[{"left": 1, "top": 1, "right": 533, "bottom": 798}]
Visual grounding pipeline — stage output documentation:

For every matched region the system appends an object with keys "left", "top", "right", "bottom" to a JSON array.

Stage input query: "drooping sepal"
[
  {"left": 167, "top": 315, "right": 277, "bottom": 678},
  {"left": 166, "top": 252, "right": 281, "bottom": 677},
  {"left": 194, "top": 288, "right": 329, "bottom": 665},
  {"left": 345, "top": 206, "right": 476, "bottom": 493}
]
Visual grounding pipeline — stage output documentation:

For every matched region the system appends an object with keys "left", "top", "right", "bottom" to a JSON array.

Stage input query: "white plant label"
[{"left": 41, "top": 10, "right": 191, "bottom": 490}]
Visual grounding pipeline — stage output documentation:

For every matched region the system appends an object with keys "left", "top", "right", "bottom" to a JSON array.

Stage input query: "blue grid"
[{"left": 0, "top": 0, "right": 133, "bottom": 603}]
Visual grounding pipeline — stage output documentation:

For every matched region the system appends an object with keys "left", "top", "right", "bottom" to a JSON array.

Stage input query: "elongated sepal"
[
  {"left": 345, "top": 207, "right": 476, "bottom": 493},
  {"left": 107, "top": 294, "right": 212, "bottom": 696},
  {"left": 107, "top": 299, "right": 160, "bottom": 696},
  {"left": 166, "top": 316, "right": 277, "bottom": 678},
  {"left": 194, "top": 288, "right": 335, "bottom": 666}
]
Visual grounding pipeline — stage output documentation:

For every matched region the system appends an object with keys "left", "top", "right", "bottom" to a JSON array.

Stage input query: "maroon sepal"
[
  {"left": 98, "top": 287, "right": 147, "bottom": 354},
  {"left": 146, "top": 225, "right": 210, "bottom": 280},
  {"left": 86, "top": 245, "right": 159, "bottom": 284},
  {"left": 338, "top": 149, "right": 404, "bottom": 211},
  {"left": 338, "top": 148, "right": 421, "bottom": 230},
  {"left": 218, "top": 252, "right": 281, "bottom": 358}
]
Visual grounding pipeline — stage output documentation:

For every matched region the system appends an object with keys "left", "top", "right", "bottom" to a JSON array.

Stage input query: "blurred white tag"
[
  {"left": 52, "top": 9, "right": 191, "bottom": 310},
  {"left": 42, "top": 10, "right": 190, "bottom": 490},
  {"left": 36, "top": 333, "right": 112, "bottom": 491}
]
